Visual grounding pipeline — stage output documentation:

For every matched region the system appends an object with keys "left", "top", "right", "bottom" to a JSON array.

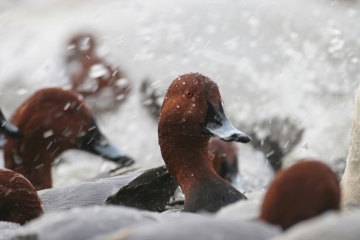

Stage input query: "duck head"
[
  {"left": 158, "top": 73, "right": 250, "bottom": 212},
  {"left": 0, "top": 168, "right": 43, "bottom": 225},
  {"left": 4, "top": 88, "right": 133, "bottom": 190},
  {"left": 159, "top": 73, "right": 250, "bottom": 146},
  {"left": 260, "top": 159, "right": 341, "bottom": 230}
]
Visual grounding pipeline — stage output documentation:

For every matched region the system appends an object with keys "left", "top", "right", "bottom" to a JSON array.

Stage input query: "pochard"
[
  {"left": 3, "top": 88, "right": 133, "bottom": 190},
  {"left": 111, "top": 73, "right": 251, "bottom": 213},
  {"left": 141, "top": 78, "right": 241, "bottom": 183},
  {"left": 66, "top": 33, "right": 130, "bottom": 113},
  {"left": 158, "top": 73, "right": 251, "bottom": 212},
  {"left": 260, "top": 160, "right": 341, "bottom": 230},
  {"left": 341, "top": 85, "right": 360, "bottom": 206}
]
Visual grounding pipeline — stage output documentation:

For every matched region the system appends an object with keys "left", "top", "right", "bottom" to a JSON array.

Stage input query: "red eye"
[{"left": 185, "top": 90, "right": 193, "bottom": 98}]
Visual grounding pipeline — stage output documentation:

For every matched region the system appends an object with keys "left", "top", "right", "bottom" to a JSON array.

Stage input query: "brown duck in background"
[
  {"left": 3, "top": 88, "right": 133, "bottom": 190},
  {"left": 260, "top": 159, "right": 340, "bottom": 230},
  {"left": 66, "top": 33, "right": 131, "bottom": 113}
]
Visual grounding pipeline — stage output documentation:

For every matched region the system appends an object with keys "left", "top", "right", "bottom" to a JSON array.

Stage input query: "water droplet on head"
[
  {"left": 43, "top": 130, "right": 54, "bottom": 138},
  {"left": 176, "top": 105, "right": 179, "bottom": 108}
]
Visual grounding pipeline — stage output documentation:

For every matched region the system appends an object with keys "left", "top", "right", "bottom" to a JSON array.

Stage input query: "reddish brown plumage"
[
  {"left": 0, "top": 168, "right": 43, "bottom": 225},
  {"left": 260, "top": 160, "right": 341, "bottom": 230},
  {"left": 158, "top": 73, "right": 247, "bottom": 212},
  {"left": 209, "top": 138, "right": 239, "bottom": 180},
  {"left": 158, "top": 73, "right": 222, "bottom": 195},
  {"left": 4, "top": 88, "right": 93, "bottom": 190},
  {"left": 66, "top": 33, "right": 130, "bottom": 112}
]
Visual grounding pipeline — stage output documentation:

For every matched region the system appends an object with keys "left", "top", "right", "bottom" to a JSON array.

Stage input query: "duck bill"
[
  {"left": 201, "top": 100, "right": 251, "bottom": 143},
  {"left": 0, "top": 109, "right": 22, "bottom": 139},
  {"left": 76, "top": 117, "right": 134, "bottom": 166}
]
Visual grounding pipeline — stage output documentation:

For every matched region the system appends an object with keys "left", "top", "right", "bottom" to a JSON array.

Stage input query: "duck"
[
  {"left": 157, "top": 72, "right": 250, "bottom": 213},
  {"left": 341, "top": 85, "right": 360, "bottom": 207},
  {"left": 65, "top": 33, "right": 131, "bottom": 113},
  {"left": 0, "top": 168, "right": 43, "bottom": 225},
  {"left": 0, "top": 108, "right": 42, "bottom": 225},
  {"left": 3, "top": 87, "right": 134, "bottom": 190},
  {"left": 140, "top": 78, "right": 241, "bottom": 184},
  {"left": 110, "top": 73, "right": 252, "bottom": 212},
  {"left": 259, "top": 159, "right": 341, "bottom": 230}
]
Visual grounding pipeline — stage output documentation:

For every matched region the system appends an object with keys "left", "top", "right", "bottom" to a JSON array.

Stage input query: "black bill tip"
[
  {"left": 0, "top": 110, "right": 23, "bottom": 139},
  {"left": 201, "top": 99, "right": 251, "bottom": 144}
]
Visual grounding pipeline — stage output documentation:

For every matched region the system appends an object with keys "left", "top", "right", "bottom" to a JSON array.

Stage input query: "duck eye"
[{"left": 185, "top": 90, "right": 193, "bottom": 98}]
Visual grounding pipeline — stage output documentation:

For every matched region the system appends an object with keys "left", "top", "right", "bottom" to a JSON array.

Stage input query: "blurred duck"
[
  {"left": 341, "top": 85, "right": 360, "bottom": 207},
  {"left": 0, "top": 109, "right": 42, "bottom": 225},
  {"left": 3, "top": 88, "right": 133, "bottom": 190},
  {"left": 209, "top": 138, "right": 239, "bottom": 183},
  {"left": 65, "top": 33, "right": 131, "bottom": 113},
  {"left": 0, "top": 168, "right": 43, "bottom": 225},
  {"left": 130, "top": 73, "right": 251, "bottom": 213},
  {"left": 260, "top": 160, "right": 341, "bottom": 230}
]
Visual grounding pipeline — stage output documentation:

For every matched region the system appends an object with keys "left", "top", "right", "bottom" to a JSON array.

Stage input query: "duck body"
[
  {"left": 106, "top": 165, "right": 178, "bottom": 212},
  {"left": 3, "top": 88, "right": 133, "bottom": 190},
  {"left": 209, "top": 138, "right": 239, "bottom": 183}
]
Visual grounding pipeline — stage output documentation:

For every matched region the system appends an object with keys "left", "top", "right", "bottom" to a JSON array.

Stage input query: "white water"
[{"left": 0, "top": 0, "right": 359, "bottom": 191}]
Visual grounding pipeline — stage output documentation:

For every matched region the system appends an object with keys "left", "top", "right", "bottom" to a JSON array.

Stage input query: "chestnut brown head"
[{"left": 159, "top": 73, "right": 251, "bottom": 144}]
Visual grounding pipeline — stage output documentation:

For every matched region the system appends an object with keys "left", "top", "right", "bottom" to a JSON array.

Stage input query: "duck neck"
[
  {"left": 4, "top": 135, "right": 59, "bottom": 190},
  {"left": 159, "top": 134, "right": 221, "bottom": 196}
]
